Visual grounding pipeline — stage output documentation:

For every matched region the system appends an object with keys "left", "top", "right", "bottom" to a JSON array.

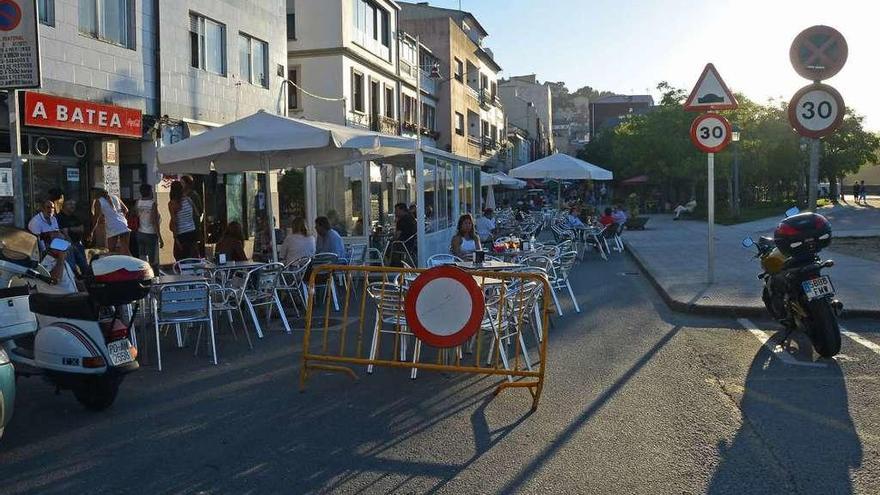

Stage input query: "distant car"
[{"left": 0, "top": 348, "right": 14, "bottom": 439}]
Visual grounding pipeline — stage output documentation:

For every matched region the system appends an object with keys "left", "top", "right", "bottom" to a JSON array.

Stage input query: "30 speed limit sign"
[
  {"left": 788, "top": 83, "right": 845, "bottom": 138},
  {"left": 690, "top": 113, "right": 732, "bottom": 153}
]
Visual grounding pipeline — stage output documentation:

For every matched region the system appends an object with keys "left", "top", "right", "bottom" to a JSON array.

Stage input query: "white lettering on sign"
[
  {"left": 31, "top": 101, "right": 47, "bottom": 119},
  {"left": 56, "top": 105, "right": 67, "bottom": 121}
]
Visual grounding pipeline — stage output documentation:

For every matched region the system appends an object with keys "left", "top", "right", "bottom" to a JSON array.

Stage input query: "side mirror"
[
  {"left": 48, "top": 237, "right": 71, "bottom": 252},
  {"left": 741, "top": 237, "right": 755, "bottom": 248},
  {"left": 784, "top": 207, "right": 800, "bottom": 218}
]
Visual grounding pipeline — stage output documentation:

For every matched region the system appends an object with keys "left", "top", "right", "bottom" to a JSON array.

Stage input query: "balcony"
[
  {"left": 467, "top": 134, "right": 482, "bottom": 148},
  {"left": 466, "top": 85, "right": 480, "bottom": 102},
  {"left": 347, "top": 111, "right": 371, "bottom": 129},
  {"left": 371, "top": 115, "right": 400, "bottom": 135},
  {"left": 481, "top": 136, "right": 500, "bottom": 153},
  {"left": 479, "top": 89, "right": 493, "bottom": 110},
  {"left": 493, "top": 95, "right": 504, "bottom": 109},
  {"left": 419, "top": 71, "right": 437, "bottom": 95}
]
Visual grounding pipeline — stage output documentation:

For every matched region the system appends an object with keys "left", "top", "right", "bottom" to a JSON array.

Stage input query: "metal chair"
[
  {"left": 173, "top": 258, "right": 207, "bottom": 276},
  {"left": 152, "top": 281, "right": 214, "bottom": 371},
  {"left": 238, "top": 262, "right": 291, "bottom": 338},
  {"left": 208, "top": 283, "right": 253, "bottom": 351},
  {"left": 278, "top": 257, "right": 311, "bottom": 316},
  {"left": 521, "top": 254, "right": 562, "bottom": 317},
  {"left": 366, "top": 282, "right": 416, "bottom": 376},
  {"left": 551, "top": 250, "right": 581, "bottom": 313},
  {"left": 310, "top": 253, "right": 340, "bottom": 311}
]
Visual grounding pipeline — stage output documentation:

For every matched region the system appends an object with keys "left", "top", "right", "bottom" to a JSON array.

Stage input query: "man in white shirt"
[
  {"left": 28, "top": 200, "right": 60, "bottom": 238},
  {"left": 475, "top": 208, "right": 496, "bottom": 243},
  {"left": 38, "top": 232, "right": 77, "bottom": 295}
]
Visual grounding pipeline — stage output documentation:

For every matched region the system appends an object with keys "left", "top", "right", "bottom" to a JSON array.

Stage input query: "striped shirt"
[{"left": 175, "top": 198, "right": 196, "bottom": 235}]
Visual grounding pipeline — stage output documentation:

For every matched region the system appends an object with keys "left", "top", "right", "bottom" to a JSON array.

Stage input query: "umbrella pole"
[{"left": 264, "top": 154, "right": 279, "bottom": 263}]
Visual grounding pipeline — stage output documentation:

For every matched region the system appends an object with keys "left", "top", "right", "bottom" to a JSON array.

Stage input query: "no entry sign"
[
  {"left": 788, "top": 83, "right": 845, "bottom": 139},
  {"left": 690, "top": 113, "right": 732, "bottom": 153},
  {"left": 404, "top": 265, "right": 485, "bottom": 348}
]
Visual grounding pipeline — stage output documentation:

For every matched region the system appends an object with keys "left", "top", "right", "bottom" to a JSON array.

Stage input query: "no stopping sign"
[{"left": 404, "top": 265, "right": 485, "bottom": 348}]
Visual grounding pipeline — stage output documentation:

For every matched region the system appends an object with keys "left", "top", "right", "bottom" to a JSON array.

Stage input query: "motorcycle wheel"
[
  {"left": 808, "top": 298, "right": 842, "bottom": 358},
  {"left": 73, "top": 375, "right": 122, "bottom": 411}
]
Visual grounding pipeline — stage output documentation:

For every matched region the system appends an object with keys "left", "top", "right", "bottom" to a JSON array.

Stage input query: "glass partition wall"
[{"left": 305, "top": 150, "right": 480, "bottom": 266}]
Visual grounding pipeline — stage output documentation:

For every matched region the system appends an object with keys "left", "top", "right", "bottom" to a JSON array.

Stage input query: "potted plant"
[{"left": 624, "top": 192, "right": 650, "bottom": 230}]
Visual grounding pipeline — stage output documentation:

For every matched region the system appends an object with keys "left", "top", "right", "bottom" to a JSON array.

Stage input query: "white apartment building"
[
  {"left": 1, "top": 0, "right": 288, "bottom": 262},
  {"left": 499, "top": 74, "right": 554, "bottom": 162}
]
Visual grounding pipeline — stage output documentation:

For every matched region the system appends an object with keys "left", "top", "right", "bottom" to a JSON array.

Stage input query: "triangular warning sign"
[{"left": 684, "top": 63, "right": 738, "bottom": 112}]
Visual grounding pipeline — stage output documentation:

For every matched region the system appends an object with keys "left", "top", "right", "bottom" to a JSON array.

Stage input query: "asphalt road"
[{"left": 1, "top": 252, "right": 879, "bottom": 494}]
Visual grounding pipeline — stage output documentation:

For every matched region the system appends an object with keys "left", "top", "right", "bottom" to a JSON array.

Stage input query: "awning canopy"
[
  {"left": 509, "top": 152, "right": 613, "bottom": 181},
  {"left": 157, "top": 110, "right": 417, "bottom": 174},
  {"left": 480, "top": 171, "right": 526, "bottom": 189}
]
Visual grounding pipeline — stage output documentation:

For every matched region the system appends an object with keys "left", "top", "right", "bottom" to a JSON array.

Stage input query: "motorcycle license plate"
[
  {"left": 802, "top": 276, "right": 834, "bottom": 301},
  {"left": 107, "top": 339, "right": 134, "bottom": 366}
]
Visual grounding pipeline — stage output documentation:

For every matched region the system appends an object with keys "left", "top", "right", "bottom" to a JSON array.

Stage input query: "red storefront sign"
[{"left": 23, "top": 92, "right": 143, "bottom": 138}]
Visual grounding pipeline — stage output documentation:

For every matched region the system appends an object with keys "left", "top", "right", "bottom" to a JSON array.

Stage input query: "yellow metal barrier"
[{"left": 298, "top": 264, "right": 552, "bottom": 410}]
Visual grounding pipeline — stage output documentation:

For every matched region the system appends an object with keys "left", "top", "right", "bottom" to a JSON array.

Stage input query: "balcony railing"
[
  {"left": 481, "top": 136, "right": 500, "bottom": 153},
  {"left": 371, "top": 115, "right": 400, "bottom": 135},
  {"left": 466, "top": 86, "right": 480, "bottom": 101},
  {"left": 467, "top": 134, "right": 482, "bottom": 147},
  {"left": 479, "top": 89, "right": 493, "bottom": 110},
  {"left": 347, "top": 111, "right": 371, "bottom": 129}
]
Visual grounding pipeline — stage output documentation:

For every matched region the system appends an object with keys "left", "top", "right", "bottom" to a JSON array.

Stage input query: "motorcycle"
[
  {"left": 742, "top": 207, "right": 843, "bottom": 358},
  {"left": 0, "top": 227, "right": 153, "bottom": 410}
]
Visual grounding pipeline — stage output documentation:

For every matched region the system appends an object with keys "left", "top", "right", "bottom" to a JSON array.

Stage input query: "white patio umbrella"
[
  {"left": 509, "top": 152, "right": 613, "bottom": 207},
  {"left": 492, "top": 171, "right": 526, "bottom": 189},
  {"left": 157, "top": 110, "right": 416, "bottom": 261}
]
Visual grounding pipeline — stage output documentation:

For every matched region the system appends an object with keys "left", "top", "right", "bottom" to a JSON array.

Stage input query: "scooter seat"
[{"left": 29, "top": 292, "right": 98, "bottom": 321}]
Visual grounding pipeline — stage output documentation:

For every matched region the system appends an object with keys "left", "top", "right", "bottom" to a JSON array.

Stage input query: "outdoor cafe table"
[
  {"left": 454, "top": 260, "right": 523, "bottom": 271},
  {"left": 201, "top": 260, "right": 266, "bottom": 284}
]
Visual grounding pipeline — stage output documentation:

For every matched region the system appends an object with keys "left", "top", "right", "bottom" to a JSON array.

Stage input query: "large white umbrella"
[
  {"left": 509, "top": 152, "right": 613, "bottom": 206},
  {"left": 480, "top": 171, "right": 526, "bottom": 189},
  {"left": 157, "top": 110, "right": 416, "bottom": 260}
]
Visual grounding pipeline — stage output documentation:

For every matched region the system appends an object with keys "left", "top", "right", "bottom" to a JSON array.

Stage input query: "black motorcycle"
[{"left": 742, "top": 208, "right": 843, "bottom": 357}]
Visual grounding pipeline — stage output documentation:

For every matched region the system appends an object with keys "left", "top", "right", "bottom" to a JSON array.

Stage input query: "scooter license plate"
[
  {"left": 802, "top": 276, "right": 834, "bottom": 301},
  {"left": 107, "top": 339, "right": 134, "bottom": 366}
]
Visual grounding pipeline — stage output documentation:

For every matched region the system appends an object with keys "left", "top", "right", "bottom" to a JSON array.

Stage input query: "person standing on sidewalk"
[
  {"left": 181, "top": 175, "right": 205, "bottom": 256},
  {"left": 136, "top": 184, "right": 163, "bottom": 270},
  {"left": 859, "top": 181, "right": 867, "bottom": 205},
  {"left": 90, "top": 187, "right": 131, "bottom": 255},
  {"left": 169, "top": 181, "right": 200, "bottom": 261},
  {"left": 853, "top": 183, "right": 860, "bottom": 204}
]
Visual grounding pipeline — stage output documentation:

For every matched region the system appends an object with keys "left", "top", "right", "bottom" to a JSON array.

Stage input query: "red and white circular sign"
[
  {"left": 404, "top": 265, "right": 485, "bottom": 348},
  {"left": 690, "top": 113, "right": 732, "bottom": 153},
  {"left": 788, "top": 83, "right": 845, "bottom": 139}
]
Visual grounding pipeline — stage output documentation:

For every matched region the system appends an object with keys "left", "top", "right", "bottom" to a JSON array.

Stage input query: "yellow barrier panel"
[{"left": 298, "top": 264, "right": 552, "bottom": 410}]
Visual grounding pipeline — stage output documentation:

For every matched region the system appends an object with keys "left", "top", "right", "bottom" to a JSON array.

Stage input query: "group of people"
[
  {"left": 565, "top": 204, "right": 627, "bottom": 230},
  {"left": 852, "top": 181, "right": 869, "bottom": 205}
]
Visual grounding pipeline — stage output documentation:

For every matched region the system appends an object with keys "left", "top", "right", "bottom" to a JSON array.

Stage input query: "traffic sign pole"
[
  {"left": 808, "top": 138, "right": 820, "bottom": 210},
  {"left": 707, "top": 152, "right": 715, "bottom": 284},
  {"left": 7, "top": 89, "right": 24, "bottom": 228}
]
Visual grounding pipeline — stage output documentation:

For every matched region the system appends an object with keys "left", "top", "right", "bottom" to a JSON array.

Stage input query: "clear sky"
[{"left": 423, "top": 0, "right": 878, "bottom": 130}]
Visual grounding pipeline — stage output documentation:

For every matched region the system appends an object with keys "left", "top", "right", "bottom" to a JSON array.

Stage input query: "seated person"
[
  {"left": 279, "top": 217, "right": 316, "bottom": 264},
  {"left": 599, "top": 207, "right": 615, "bottom": 227},
  {"left": 611, "top": 205, "right": 628, "bottom": 225},
  {"left": 38, "top": 231, "right": 78, "bottom": 295},
  {"left": 215, "top": 221, "right": 249, "bottom": 262},
  {"left": 565, "top": 207, "right": 587, "bottom": 229},
  {"left": 450, "top": 214, "right": 482, "bottom": 259},
  {"left": 673, "top": 199, "right": 698, "bottom": 220},
  {"left": 475, "top": 208, "right": 496, "bottom": 243},
  {"left": 315, "top": 216, "right": 346, "bottom": 259}
]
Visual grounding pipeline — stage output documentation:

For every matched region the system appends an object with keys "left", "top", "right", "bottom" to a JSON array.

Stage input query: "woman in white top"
[
  {"left": 135, "top": 184, "right": 163, "bottom": 268},
  {"left": 90, "top": 187, "right": 131, "bottom": 255},
  {"left": 450, "top": 213, "right": 482, "bottom": 259},
  {"left": 279, "top": 216, "right": 316, "bottom": 264}
]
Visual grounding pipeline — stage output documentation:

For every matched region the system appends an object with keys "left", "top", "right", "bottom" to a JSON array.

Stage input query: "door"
[{"left": 370, "top": 80, "right": 381, "bottom": 130}]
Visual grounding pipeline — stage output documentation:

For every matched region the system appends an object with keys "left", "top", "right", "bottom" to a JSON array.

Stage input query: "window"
[
  {"left": 79, "top": 0, "right": 134, "bottom": 49},
  {"left": 288, "top": 68, "right": 300, "bottom": 110},
  {"left": 422, "top": 104, "right": 435, "bottom": 131},
  {"left": 190, "top": 14, "right": 227, "bottom": 75},
  {"left": 351, "top": 0, "right": 390, "bottom": 52},
  {"left": 286, "top": 0, "right": 296, "bottom": 40},
  {"left": 490, "top": 125, "right": 497, "bottom": 143},
  {"left": 454, "top": 58, "right": 463, "bottom": 82},
  {"left": 352, "top": 71, "right": 365, "bottom": 113},
  {"left": 481, "top": 120, "right": 489, "bottom": 138},
  {"left": 239, "top": 33, "right": 269, "bottom": 88},
  {"left": 315, "top": 165, "right": 364, "bottom": 237},
  {"left": 480, "top": 74, "right": 488, "bottom": 91},
  {"left": 384, "top": 86, "right": 394, "bottom": 118},
  {"left": 38, "top": 0, "right": 55, "bottom": 26},
  {"left": 401, "top": 95, "right": 416, "bottom": 124},
  {"left": 455, "top": 112, "right": 464, "bottom": 136}
]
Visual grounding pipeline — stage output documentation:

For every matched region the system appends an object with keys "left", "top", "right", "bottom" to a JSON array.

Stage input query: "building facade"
[
  {"left": 589, "top": 94, "right": 654, "bottom": 139},
  {"left": 1, "top": 0, "right": 288, "bottom": 263},
  {"left": 498, "top": 74, "right": 554, "bottom": 168},
  {"left": 399, "top": 2, "right": 505, "bottom": 165}
]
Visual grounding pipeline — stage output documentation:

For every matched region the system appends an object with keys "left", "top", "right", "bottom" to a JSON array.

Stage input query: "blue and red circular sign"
[
  {"left": 404, "top": 265, "right": 485, "bottom": 348},
  {"left": 0, "top": 0, "right": 22, "bottom": 32}
]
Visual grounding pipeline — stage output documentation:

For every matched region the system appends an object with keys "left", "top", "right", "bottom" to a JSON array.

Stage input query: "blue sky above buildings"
[{"left": 424, "top": 0, "right": 877, "bottom": 130}]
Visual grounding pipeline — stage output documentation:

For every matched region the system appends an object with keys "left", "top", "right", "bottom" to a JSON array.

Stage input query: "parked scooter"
[
  {"left": 0, "top": 227, "right": 153, "bottom": 410},
  {"left": 742, "top": 207, "right": 843, "bottom": 357}
]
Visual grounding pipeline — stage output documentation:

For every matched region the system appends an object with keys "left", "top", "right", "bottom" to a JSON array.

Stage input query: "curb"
[{"left": 625, "top": 242, "right": 880, "bottom": 320}]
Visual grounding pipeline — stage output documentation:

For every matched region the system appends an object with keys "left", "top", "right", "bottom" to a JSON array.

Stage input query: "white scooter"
[{"left": 0, "top": 227, "right": 153, "bottom": 410}]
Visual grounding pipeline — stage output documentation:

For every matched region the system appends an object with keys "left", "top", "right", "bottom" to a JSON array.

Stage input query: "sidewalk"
[{"left": 624, "top": 210, "right": 880, "bottom": 318}]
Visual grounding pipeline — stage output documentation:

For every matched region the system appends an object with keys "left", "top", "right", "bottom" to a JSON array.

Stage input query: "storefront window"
[
  {"left": 459, "top": 165, "right": 474, "bottom": 215},
  {"left": 394, "top": 167, "right": 415, "bottom": 211},
  {"left": 423, "top": 157, "right": 436, "bottom": 232},
  {"left": 369, "top": 163, "right": 393, "bottom": 232},
  {"left": 315, "top": 164, "right": 364, "bottom": 237}
]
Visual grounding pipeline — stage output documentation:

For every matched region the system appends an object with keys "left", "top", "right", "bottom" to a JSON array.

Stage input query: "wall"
[
  {"left": 159, "top": 0, "right": 288, "bottom": 124},
  {"left": 37, "top": 0, "right": 157, "bottom": 113}
]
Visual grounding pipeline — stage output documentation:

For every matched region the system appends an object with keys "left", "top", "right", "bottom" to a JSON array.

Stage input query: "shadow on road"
[{"left": 706, "top": 332, "right": 862, "bottom": 494}]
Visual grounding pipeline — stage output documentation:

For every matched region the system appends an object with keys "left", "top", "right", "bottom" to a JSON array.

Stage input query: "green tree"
[{"left": 820, "top": 110, "right": 880, "bottom": 198}]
